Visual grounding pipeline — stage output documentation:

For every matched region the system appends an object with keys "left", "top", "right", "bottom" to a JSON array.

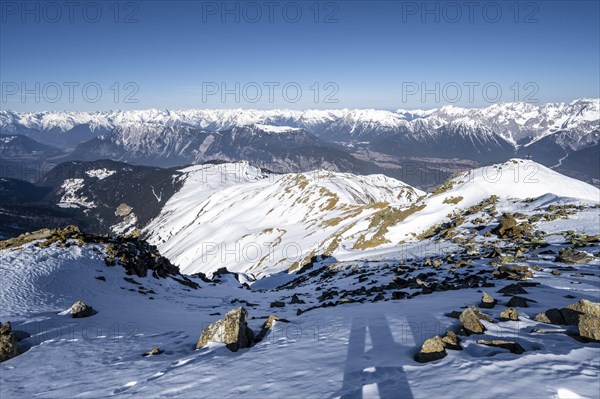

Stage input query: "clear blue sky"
[{"left": 1, "top": 0, "right": 599, "bottom": 111}]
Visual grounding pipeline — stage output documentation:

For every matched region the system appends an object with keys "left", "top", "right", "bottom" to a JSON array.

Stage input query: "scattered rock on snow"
[
  {"left": 499, "top": 307, "right": 520, "bottom": 321},
  {"left": 254, "top": 315, "right": 279, "bottom": 343},
  {"left": 493, "top": 265, "right": 533, "bottom": 281},
  {"left": 555, "top": 247, "right": 593, "bottom": 264},
  {"left": 565, "top": 299, "right": 600, "bottom": 318},
  {"left": 196, "top": 307, "right": 254, "bottom": 352},
  {"left": 441, "top": 330, "right": 462, "bottom": 350},
  {"left": 270, "top": 301, "right": 286, "bottom": 308},
  {"left": 143, "top": 346, "right": 163, "bottom": 356},
  {"left": 578, "top": 314, "right": 600, "bottom": 342},
  {"left": 534, "top": 309, "right": 567, "bottom": 325},
  {"left": 414, "top": 336, "right": 447, "bottom": 363},
  {"left": 476, "top": 340, "right": 525, "bottom": 354},
  {"left": 68, "top": 300, "right": 94, "bottom": 318},
  {"left": 497, "top": 283, "right": 528, "bottom": 296},
  {"left": 0, "top": 322, "right": 19, "bottom": 362},
  {"left": 480, "top": 291, "right": 496, "bottom": 309},
  {"left": 459, "top": 306, "right": 488, "bottom": 335},
  {"left": 506, "top": 296, "right": 535, "bottom": 308}
]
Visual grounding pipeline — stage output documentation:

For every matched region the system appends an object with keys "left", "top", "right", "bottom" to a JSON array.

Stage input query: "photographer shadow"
[{"left": 335, "top": 315, "right": 414, "bottom": 399}]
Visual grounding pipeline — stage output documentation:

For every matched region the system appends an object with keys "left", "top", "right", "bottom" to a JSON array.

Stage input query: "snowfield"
[{"left": 1, "top": 159, "right": 599, "bottom": 399}]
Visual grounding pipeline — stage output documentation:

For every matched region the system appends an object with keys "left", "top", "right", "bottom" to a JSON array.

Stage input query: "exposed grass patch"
[
  {"left": 353, "top": 204, "right": 426, "bottom": 250},
  {"left": 442, "top": 196, "right": 464, "bottom": 205}
]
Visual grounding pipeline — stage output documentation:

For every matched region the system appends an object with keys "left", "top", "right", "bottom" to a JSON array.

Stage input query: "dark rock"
[
  {"left": 143, "top": 346, "right": 163, "bottom": 356},
  {"left": 445, "top": 311, "right": 462, "bottom": 319},
  {"left": 270, "top": 301, "right": 286, "bottom": 308},
  {"left": 477, "top": 340, "right": 525, "bottom": 354},
  {"left": 534, "top": 309, "right": 566, "bottom": 325},
  {"left": 254, "top": 315, "right": 279, "bottom": 343},
  {"left": 506, "top": 296, "right": 535, "bottom": 308},
  {"left": 196, "top": 307, "right": 254, "bottom": 352},
  {"left": 497, "top": 283, "right": 528, "bottom": 296},
  {"left": 290, "top": 294, "right": 305, "bottom": 304},
  {"left": 555, "top": 247, "right": 593, "bottom": 264},
  {"left": 95, "top": 276, "right": 106, "bottom": 281},
  {"left": 392, "top": 291, "right": 408, "bottom": 300}
]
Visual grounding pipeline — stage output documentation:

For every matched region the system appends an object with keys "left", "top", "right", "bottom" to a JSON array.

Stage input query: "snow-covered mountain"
[
  {"left": 144, "top": 162, "right": 424, "bottom": 278},
  {"left": 1, "top": 99, "right": 597, "bottom": 147},
  {"left": 144, "top": 159, "right": 599, "bottom": 278},
  {"left": 2, "top": 100, "right": 597, "bottom": 184},
  {"left": 66, "top": 123, "right": 383, "bottom": 175}
]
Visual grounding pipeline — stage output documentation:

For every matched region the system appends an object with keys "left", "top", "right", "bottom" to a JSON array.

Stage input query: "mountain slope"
[
  {"left": 35, "top": 160, "right": 186, "bottom": 234},
  {"left": 68, "top": 124, "right": 387, "bottom": 176},
  {"left": 145, "top": 159, "right": 599, "bottom": 278},
  {"left": 144, "top": 162, "right": 424, "bottom": 278}
]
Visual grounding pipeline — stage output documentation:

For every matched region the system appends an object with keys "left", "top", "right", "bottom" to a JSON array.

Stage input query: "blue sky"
[{"left": 1, "top": 0, "right": 599, "bottom": 111}]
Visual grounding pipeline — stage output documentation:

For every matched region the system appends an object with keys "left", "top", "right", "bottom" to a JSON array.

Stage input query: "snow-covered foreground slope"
[
  {"left": 145, "top": 162, "right": 424, "bottom": 278},
  {"left": 1, "top": 210, "right": 600, "bottom": 398},
  {"left": 145, "top": 159, "right": 599, "bottom": 278}
]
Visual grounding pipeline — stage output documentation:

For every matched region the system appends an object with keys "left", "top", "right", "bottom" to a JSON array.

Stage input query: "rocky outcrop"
[
  {"left": 555, "top": 248, "right": 593, "bottom": 264},
  {"left": 0, "top": 226, "right": 183, "bottom": 280},
  {"left": 196, "top": 307, "right": 255, "bottom": 352},
  {"left": 68, "top": 300, "right": 94, "bottom": 318},
  {"left": 0, "top": 322, "right": 19, "bottom": 362},
  {"left": 534, "top": 300, "right": 600, "bottom": 341}
]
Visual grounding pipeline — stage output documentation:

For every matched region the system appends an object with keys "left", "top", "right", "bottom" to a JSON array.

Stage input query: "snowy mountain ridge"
[{"left": 2, "top": 99, "right": 598, "bottom": 149}]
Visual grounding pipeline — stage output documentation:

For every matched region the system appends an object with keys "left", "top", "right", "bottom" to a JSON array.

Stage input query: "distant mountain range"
[{"left": 1, "top": 99, "right": 598, "bottom": 186}]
